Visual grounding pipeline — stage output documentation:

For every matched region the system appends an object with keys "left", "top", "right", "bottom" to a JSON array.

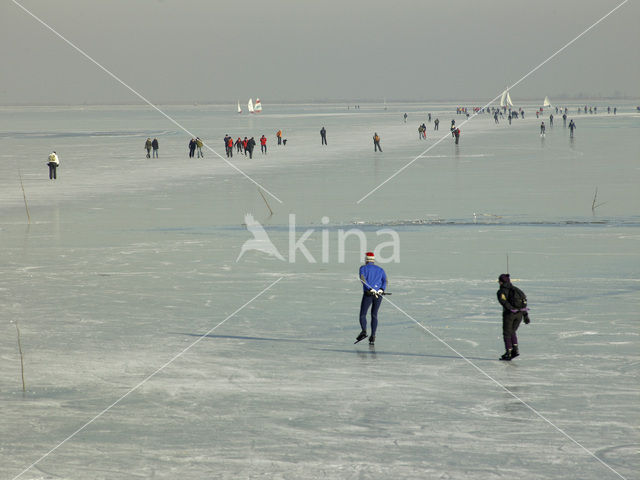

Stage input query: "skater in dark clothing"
[
  {"left": 549, "top": 114, "right": 553, "bottom": 126},
  {"left": 47, "top": 151, "right": 59, "bottom": 179},
  {"left": 540, "top": 122, "right": 546, "bottom": 136},
  {"left": 145, "top": 138, "right": 152, "bottom": 158},
  {"left": 151, "top": 138, "right": 159, "bottom": 158},
  {"left": 562, "top": 113, "right": 567, "bottom": 126},
  {"left": 403, "top": 112, "right": 408, "bottom": 123},
  {"left": 428, "top": 113, "right": 432, "bottom": 122},
  {"left": 188, "top": 138, "right": 196, "bottom": 158},
  {"left": 356, "top": 252, "right": 387, "bottom": 345},
  {"left": 320, "top": 127, "right": 327, "bottom": 145},
  {"left": 497, "top": 273, "right": 529, "bottom": 361},
  {"left": 235, "top": 137, "right": 243, "bottom": 153},
  {"left": 434, "top": 118, "right": 439, "bottom": 130},
  {"left": 246, "top": 137, "right": 256, "bottom": 158},
  {"left": 373, "top": 132, "right": 382, "bottom": 152},
  {"left": 452, "top": 127, "right": 460, "bottom": 144},
  {"left": 569, "top": 119, "right": 576, "bottom": 138}
]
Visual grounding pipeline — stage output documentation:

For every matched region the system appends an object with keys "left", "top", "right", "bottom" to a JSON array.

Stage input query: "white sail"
[
  {"left": 237, "top": 100, "right": 242, "bottom": 113},
  {"left": 506, "top": 91, "right": 514, "bottom": 107},
  {"left": 254, "top": 98, "right": 262, "bottom": 113},
  {"left": 543, "top": 96, "right": 551, "bottom": 107},
  {"left": 499, "top": 90, "right": 507, "bottom": 107},
  {"left": 248, "top": 98, "right": 254, "bottom": 113}
]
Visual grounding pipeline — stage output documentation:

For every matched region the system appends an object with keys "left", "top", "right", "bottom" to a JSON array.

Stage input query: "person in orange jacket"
[
  {"left": 276, "top": 130, "right": 282, "bottom": 145},
  {"left": 260, "top": 135, "right": 267, "bottom": 154},
  {"left": 235, "top": 137, "right": 243, "bottom": 153},
  {"left": 242, "top": 137, "right": 248, "bottom": 155},
  {"left": 227, "top": 136, "right": 234, "bottom": 157}
]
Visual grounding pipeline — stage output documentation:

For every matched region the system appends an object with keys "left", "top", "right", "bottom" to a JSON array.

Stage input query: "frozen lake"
[{"left": 1, "top": 103, "right": 639, "bottom": 479}]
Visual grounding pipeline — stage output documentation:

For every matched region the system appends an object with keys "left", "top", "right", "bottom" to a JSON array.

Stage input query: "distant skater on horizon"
[{"left": 320, "top": 127, "right": 327, "bottom": 145}]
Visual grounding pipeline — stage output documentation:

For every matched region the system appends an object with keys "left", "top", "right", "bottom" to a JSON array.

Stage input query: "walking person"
[
  {"left": 373, "top": 132, "right": 382, "bottom": 152},
  {"left": 540, "top": 122, "right": 546, "bottom": 136},
  {"left": 276, "top": 129, "right": 282, "bottom": 145},
  {"left": 151, "top": 137, "right": 159, "bottom": 158},
  {"left": 243, "top": 137, "right": 248, "bottom": 155},
  {"left": 320, "top": 126, "right": 327, "bottom": 145},
  {"left": 403, "top": 112, "right": 408, "bottom": 123},
  {"left": 47, "top": 151, "right": 59, "bottom": 180},
  {"left": 260, "top": 135, "right": 267, "bottom": 154},
  {"left": 434, "top": 118, "right": 439, "bottom": 130},
  {"left": 356, "top": 252, "right": 387, "bottom": 345},
  {"left": 569, "top": 119, "right": 576, "bottom": 138},
  {"left": 497, "top": 273, "right": 530, "bottom": 361},
  {"left": 196, "top": 137, "right": 204, "bottom": 158},
  {"left": 235, "top": 137, "right": 243, "bottom": 153},
  {"left": 145, "top": 138, "right": 152, "bottom": 158},
  {"left": 188, "top": 138, "right": 196, "bottom": 158}
]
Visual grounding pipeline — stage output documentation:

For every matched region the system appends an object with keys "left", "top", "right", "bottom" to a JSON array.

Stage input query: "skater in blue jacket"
[{"left": 356, "top": 252, "right": 387, "bottom": 345}]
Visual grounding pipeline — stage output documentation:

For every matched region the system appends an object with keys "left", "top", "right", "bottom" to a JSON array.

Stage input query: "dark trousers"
[
  {"left": 278, "top": 137, "right": 282, "bottom": 145},
  {"left": 359, "top": 293, "right": 382, "bottom": 336},
  {"left": 321, "top": 135, "right": 327, "bottom": 145},
  {"left": 374, "top": 142, "right": 382, "bottom": 152},
  {"left": 48, "top": 162, "right": 57, "bottom": 179},
  {"left": 261, "top": 144, "right": 267, "bottom": 153},
  {"left": 502, "top": 312, "right": 523, "bottom": 350},
  {"left": 153, "top": 148, "right": 158, "bottom": 158}
]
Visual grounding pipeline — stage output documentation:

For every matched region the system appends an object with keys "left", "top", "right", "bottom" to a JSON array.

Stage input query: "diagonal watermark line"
[
  {"left": 356, "top": 0, "right": 629, "bottom": 204},
  {"left": 379, "top": 294, "right": 628, "bottom": 480},
  {"left": 10, "top": 277, "right": 284, "bottom": 480},
  {"left": 11, "top": 0, "right": 283, "bottom": 204}
]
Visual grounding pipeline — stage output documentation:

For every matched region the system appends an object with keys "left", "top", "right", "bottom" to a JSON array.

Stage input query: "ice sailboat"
[
  {"left": 254, "top": 98, "right": 262, "bottom": 113},
  {"left": 543, "top": 96, "right": 551, "bottom": 108},
  {"left": 248, "top": 98, "right": 254, "bottom": 114},
  {"left": 499, "top": 88, "right": 514, "bottom": 107},
  {"left": 237, "top": 101, "right": 242, "bottom": 114}
]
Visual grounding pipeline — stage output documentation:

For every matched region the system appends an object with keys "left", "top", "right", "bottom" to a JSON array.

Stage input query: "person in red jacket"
[
  {"left": 260, "top": 135, "right": 267, "bottom": 154},
  {"left": 225, "top": 136, "right": 233, "bottom": 157},
  {"left": 235, "top": 137, "right": 243, "bottom": 153},
  {"left": 242, "top": 137, "right": 248, "bottom": 155}
]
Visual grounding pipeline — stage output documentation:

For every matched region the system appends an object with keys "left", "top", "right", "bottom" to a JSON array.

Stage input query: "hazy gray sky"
[{"left": 1, "top": 0, "right": 638, "bottom": 105}]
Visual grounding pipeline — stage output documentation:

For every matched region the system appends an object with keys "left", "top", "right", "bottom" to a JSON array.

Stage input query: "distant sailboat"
[
  {"left": 543, "top": 96, "right": 551, "bottom": 108},
  {"left": 254, "top": 98, "right": 262, "bottom": 113},
  {"left": 248, "top": 98, "right": 254, "bottom": 114},
  {"left": 500, "top": 88, "right": 514, "bottom": 107},
  {"left": 237, "top": 100, "right": 242, "bottom": 114}
]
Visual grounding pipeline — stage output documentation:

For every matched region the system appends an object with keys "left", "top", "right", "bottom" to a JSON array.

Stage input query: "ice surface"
[{"left": 1, "top": 103, "right": 639, "bottom": 479}]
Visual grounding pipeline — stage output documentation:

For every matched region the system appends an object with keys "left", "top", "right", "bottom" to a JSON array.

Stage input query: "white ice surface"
[{"left": 1, "top": 103, "right": 639, "bottom": 479}]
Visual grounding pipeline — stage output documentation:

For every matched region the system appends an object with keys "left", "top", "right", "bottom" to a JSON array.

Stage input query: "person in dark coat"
[
  {"left": 151, "top": 138, "right": 159, "bottom": 158},
  {"left": 246, "top": 137, "right": 256, "bottom": 158},
  {"left": 320, "top": 127, "right": 327, "bottom": 145},
  {"left": 497, "top": 273, "right": 530, "bottom": 361},
  {"left": 188, "top": 138, "right": 196, "bottom": 158}
]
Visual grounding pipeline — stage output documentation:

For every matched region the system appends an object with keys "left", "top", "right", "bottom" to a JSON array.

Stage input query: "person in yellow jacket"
[
  {"left": 47, "top": 151, "right": 59, "bottom": 180},
  {"left": 196, "top": 137, "right": 204, "bottom": 158},
  {"left": 276, "top": 129, "right": 282, "bottom": 145}
]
